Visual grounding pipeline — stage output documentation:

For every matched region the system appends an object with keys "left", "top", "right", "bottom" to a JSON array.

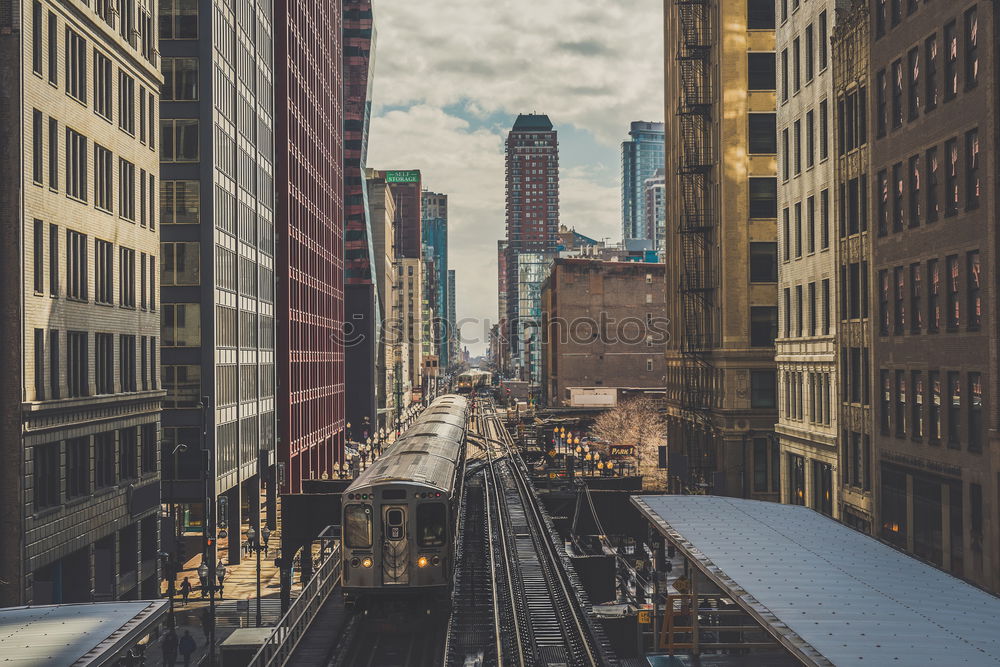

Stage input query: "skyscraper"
[
  {"left": 504, "top": 114, "right": 559, "bottom": 381},
  {"left": 621, "top": 121, "right": 666, "bottom": 242},
  {"left": 422, "top": 191, "right": 448, "bottom": 364},
  {"left": 0, "top": 0, "right": 162, "bottom": 604},
  {"left": 643, "top": 168, "right": 666, "bottom": 253},
  {"left": 663, "top": 0, "right": 779, "bottom": 498},
  {"left": 159, "top": 0, "right": 278, "bottom": 566},
  {"left": 344, "top": 0, "right": 378, "bottom": 439},
  {"left": 447, "top": 269, "right": 457, "bottom": 367},
  {"left": 275, "top": 0, "right": 345, "bottom": 492},
  {"left": 505, "top": 114, "right": 559, "bottom": 253}
]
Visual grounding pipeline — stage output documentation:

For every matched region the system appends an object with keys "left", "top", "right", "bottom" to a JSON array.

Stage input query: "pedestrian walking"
[
  {"left": 178, "top": 630, "right": 196, "bottom": 667},
  {"left": 216, "top": 560, "right": 227, "bottom": 600},
  {"left": 246, "top": 526, "right": 257, "bottom": 555},
  {"left": 179, "top": 577, "right": 192, "bottom": 605},
  {"left": 161, "top": 629, "right": 179, "bottom": 666},
  {"left": 197, "top": 561, "right": 209, "bottom": 599}
]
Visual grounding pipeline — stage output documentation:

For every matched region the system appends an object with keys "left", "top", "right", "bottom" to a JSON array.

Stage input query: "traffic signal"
[{"left": 206, "top": 537, "right": 215, "bottom": 549}]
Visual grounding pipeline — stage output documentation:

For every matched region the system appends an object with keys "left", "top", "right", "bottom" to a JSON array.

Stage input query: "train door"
[{"left": 381, "top": 505, "right": 410, "bottom": 585}]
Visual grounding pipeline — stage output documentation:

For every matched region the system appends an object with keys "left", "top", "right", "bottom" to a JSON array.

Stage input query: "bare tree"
[{"left": 590, "top": 396, "right": 667, "bottom": 489}]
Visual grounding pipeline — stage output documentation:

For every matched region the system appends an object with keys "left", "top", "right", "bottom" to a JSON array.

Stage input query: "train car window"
[
  {"left": 386, "top": 508, "right": 404, "bottom": 526},
  {"left": 418, "top": 503, "right": 447, "bottom": 547},
  {"left": 382, "top": 489, "right": 407, "bottom": 500},
  {"left": 344, "top": 505, "right": 372, "bottom": 549}
]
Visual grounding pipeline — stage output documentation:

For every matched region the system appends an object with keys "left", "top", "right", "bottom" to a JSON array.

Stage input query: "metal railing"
[{"left": 246, "top": 528, "right": 341, "bottom": 667}]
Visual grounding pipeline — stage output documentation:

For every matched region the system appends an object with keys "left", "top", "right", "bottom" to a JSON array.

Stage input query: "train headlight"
[
  {"left": 417, "top": 556, "right": 429, "bottom": 568},
  {"left": 361, "top": 557, "right": 373, "bottom": 568},
  {"left": 350, "top": 558, "right": 360, "bottom": 568}
]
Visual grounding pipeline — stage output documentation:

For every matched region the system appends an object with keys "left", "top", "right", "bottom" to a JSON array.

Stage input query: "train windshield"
[
  {"left": 344, "top": 505, "right": 372, "bottom": 549},
  {"left": 417, "top": 503, "right": 447, "bottom": 547}
]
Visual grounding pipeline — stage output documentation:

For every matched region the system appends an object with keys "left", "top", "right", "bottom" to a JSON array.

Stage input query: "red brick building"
[{"left": 275, "top": 0, "right": 345, "bottom": 492}]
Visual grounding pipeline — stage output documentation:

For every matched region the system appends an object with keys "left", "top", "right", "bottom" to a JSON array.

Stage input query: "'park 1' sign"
[
  {"left": 385, "top": 170, "right": 420, "bottom": 184},
  {"left": 609, "top": 445, "right": 636, "bottom": 457}
]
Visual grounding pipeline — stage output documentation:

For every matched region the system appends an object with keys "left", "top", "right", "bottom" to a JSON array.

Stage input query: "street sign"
[
  {"left": 638, "top": 610, "right": 652, "bottom": 624},
  {"left": 610, "top": 445, "right": 636, "bottom": 457}
]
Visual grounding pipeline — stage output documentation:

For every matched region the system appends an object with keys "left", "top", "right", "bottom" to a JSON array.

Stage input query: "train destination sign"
[{"left": 385, "top": 170, "right": 420, "bottom": 183}]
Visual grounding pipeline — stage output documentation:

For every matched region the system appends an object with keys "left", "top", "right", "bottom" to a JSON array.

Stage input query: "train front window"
[
  {"left": 418, "top": 503, "right": 447, "bottom": 547},
  {"left": 344, "top": 505, "right": 372, "bottom": 549}
]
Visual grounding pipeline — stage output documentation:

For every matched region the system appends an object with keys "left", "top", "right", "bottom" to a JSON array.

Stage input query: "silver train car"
[{"left": 341, "top": 394, "right": 469, "bottom": 603}]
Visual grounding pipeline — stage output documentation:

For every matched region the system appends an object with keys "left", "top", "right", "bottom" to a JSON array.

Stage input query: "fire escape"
[{"left": 675, "top": 0, "right": 717, "bottom": 481}]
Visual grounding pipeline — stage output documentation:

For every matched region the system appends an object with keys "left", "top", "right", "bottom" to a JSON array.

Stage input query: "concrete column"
[{"left": 227, "top": 485, "right": 241, "bottom": 566}]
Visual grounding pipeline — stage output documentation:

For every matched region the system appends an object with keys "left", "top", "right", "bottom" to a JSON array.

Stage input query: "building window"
[
  {"left": 805, "top": 24, "right": 814, "bottom": 82},
  {"left": 944, "top": 21, "right": 958, "bottom": 100},
  {"left": 750, "top": 370, "right": 776, "bottom": 409},
  {"left": 65, "top": 128, "right": 88, "bottom": 201},
  {"left": 749, "top": 177, "right": 777, "bottom": 218},
  {"left": 747, "top": 0, "right": 775, "bottom": 29},
  {"left": 783, "top": 288, "right": 791, "bottom": 337},
  {"left": 94, "top": 50, "right": 112, "bottom": 120},
  {"left": 748, "top": 52, "right": 776, "bottom": 91},
  {"left": 789, "top": 454, "right": 805, "bottom": 505},
  {"left": 947, "top": 371, "right": 961, "bottom": 448},
  {"left": 818, "top": 10, "right": 828, "bottom": 69},
  {"left": 32, "top": 0, "right": 42, "bottom": 75},
  {"left": 141, "top": 423, "right": 157, "bottom": 474},
  {"left": 910, "top": 263, "right": 923, "bottom": 334},
  {"left": 907, "top": 47, "right": 920, "bottom": 121},
  {"left": 161, "top": 180, "right": 200, "bottom": 224},
  {"left": 892, "top": 162, "right": 903, "bottom": 232},
  {"left": 794, "top": 202, "right": 802, "bottom": 257},
  {"left": 805, "top": 110, "right": 814, "bottom": 169},
  {"left": 163, "top": 365, "right": 201, "bottom": 408},
  {"left": 160, "top": 0, "right": 199, "bottom": 39},
  {"left": 47, "top": 117, "right": 58, "bottom": 189},
  {"left": 749, "top": 242, "right": 777, "bottom": 282},
  {"left": 893, "top": 266, "right": 905, "bottom": 334},
  {"left": 795, "top": 284, "right": 803, "bottom": 336},
  {"left": 945, "top": 138, "right": 959, "bottom": 217},
  {"left": 94, "top": 144, "right": 113, "bottom": 213},
  {"left": 878, "top": 269, "right": 889, "bottom": 334},
  {"left": 965, "top": 129, "right": 980, "bottom": 210},
  {"left": 908, "top": 154, "right": 920, "bottom": 227},
  {"left": 806, "top": 196, "right": 815, "bottom": 254},
  {"left": 119, "top": 246, "right": 135, "bottom": 307},
  {"left": 929, "top": 371, "right": 942, "bottom": 441},
  {"left": 49, "top": 329, "right": 60, "bottom": 400},
  {"left": 162, "top": 58, "right": 199, "bottom": 100},
  {"left": 928, "top": 258, "right": 940, "bottom": 332},
  {"left": 748, "top": 113, "right": 776, "bottom": 154},
  {"left": 793, "top": 120, "right": 801, "bottom": 174},
  {"left": 65, "top": 27, "right": 87, "bottom": 103},
  {"left": 876, "top": 70, "right": 887, "bottom": 137},
  {"left": 162, "top": 303, "right": 201, "bottom": 347},
  {"left": 808, "top": 282, "right": 817, "bottom": 336},
  {"left": 120, "top": 334, "right": 136, "bottom": 393},
  {"left": 94, "top": 239, "right": 113, "bottom": 305},
  {"left": 66, "top": 437, "right": 89, "bottom": 499},
  {"left": 120, "top": 427, "right": 138, "bottom": 480},
  {"left": 149, "top": 173, "right": 156, "bottom": 229},
  {"left": 819, "top": 99, "right": 829, "bottom": 160},
  {"left": 946, "top": 255, "right": 960, "bottom": 330},
  {"left": 792, "top": 37, "right": 801, "bottom": 93},
  {"left": 160, "top": 119, "right": 199, "bottom": 162},
  {"left": 66, "top": 229, "right": 88, "bottom": 300},
  {"left": 781, "top": 128, "right": 790, "bottom": 180},
  {"left": 891, "top": 59, "right": 903, "bottom": 128},
  {"left": 925, "top": 146, "right": 939, "bottom": 222},
  {"left": 967, "top": 250, "right": 981, "bottom": 331},
  {"left": 821, "top": 279, "right": 830, "bottom": 335},
  {"left": 95, "top": 432, "right": 116, "bottom": 489},
  {"left": 118, "top": 70, "right": 136, "bottom": 134},
  {"left": 750, "top": 306, "right": 778, "bottom": 347},
  {"left": 880, "top": 370, "right": 891, "bottom": 434},
  {"left": 925, "top": 35, "right": 938, "bottom": 111},
  {"left": 161, "top": 242, "right": 200, "bottom": 285},
  {"left": 812, "top": 461, "right": 832, "bottom": 516},
  {"left": 820, "top": 188, "right": 829, "bottom": 249},
  {"left": 33, "top": 220, "right": 45, "bottom": 294},
  {"left": 32, "top": 109, "right": 44, "bottom": 184},
  {"left": 964, "top": 7, "right": 978, "bottom": 90},
  {"left": 95, "top": 332, "right": 113, "bottom": 394},
  {"left": 969, "top": 372, "right": 982, "bottom": 452},
  {"left": 33, "top": 443, "right": 60, "bottom": 509},
  {"left": 912, "top": 371, "right": 924, "bottom": 440},
  {"left": 895, "top": 370, "right": 907, "bottom": 438},
  {"left": 119, "top": 158, "right": 136, "bottom": 221},
  {"left": 67, "top": 330, "right": 88, "bottom": 397}
]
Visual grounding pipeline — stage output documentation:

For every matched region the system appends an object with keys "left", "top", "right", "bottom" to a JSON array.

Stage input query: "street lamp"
[{"left": 166, "top": 443, "right": 187, "bottom": 624}]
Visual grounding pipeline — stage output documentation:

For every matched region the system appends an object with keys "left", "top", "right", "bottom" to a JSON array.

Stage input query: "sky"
[{"left": 365, "top": 0, "right": 665, "bottom": 355}]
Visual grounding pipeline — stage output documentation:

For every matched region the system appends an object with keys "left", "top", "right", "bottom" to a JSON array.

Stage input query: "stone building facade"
[
  {"left": 776, "top": 0, "right": 843, "bottom": 517},
  {"left": 0, "top": 0, "right": 163, "bottom": 604}
]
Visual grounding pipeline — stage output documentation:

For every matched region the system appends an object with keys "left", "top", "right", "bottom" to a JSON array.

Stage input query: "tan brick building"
[
  {"left": 776, "top": 0, "right": 841, "bottom": 517},
  {"left": 662, "top": 0, "right": 780, "bottom": 498},
  {"left": 0, "top": 0, "right": 162, "bottom": 605}
]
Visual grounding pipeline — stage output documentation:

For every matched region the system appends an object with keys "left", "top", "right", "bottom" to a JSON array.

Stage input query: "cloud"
[{"left": 367, "top": 0, "right": 664, "bottom": 353}]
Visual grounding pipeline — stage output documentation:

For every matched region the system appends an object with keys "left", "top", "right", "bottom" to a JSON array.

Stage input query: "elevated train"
[
  {"left": 341, "top": 394, "right": 469, "bottom": 605},
  {"left": 456, "top": 369, "right": 492, "bottom": 393}
]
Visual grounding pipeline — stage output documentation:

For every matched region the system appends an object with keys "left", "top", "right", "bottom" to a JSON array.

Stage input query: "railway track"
[
  {"left": 329, "top": 607, "right": 446, "bottom": 667},
  {"left": 447, "top": 400, "right": 614, "bottom": 667}
]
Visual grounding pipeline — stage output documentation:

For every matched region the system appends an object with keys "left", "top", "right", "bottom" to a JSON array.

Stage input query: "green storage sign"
[{"left": 385, "top": 170, "right": 420, "bottom": 184}]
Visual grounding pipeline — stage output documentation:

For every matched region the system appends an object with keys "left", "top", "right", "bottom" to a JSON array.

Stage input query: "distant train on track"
[
  {"left": 341, "top": 394, "right": 469, "bottom": 606},
  {"left": 455, "top": 369, "right": 492, "bottom": 392}
]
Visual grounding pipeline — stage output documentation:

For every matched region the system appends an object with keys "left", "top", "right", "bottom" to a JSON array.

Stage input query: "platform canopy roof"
[
  {"left": 633, "top": 495, "right": 1000, "bottom": 667},
  {"left": 0, "top": 600, "right": 168, "bottom": 666}
]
